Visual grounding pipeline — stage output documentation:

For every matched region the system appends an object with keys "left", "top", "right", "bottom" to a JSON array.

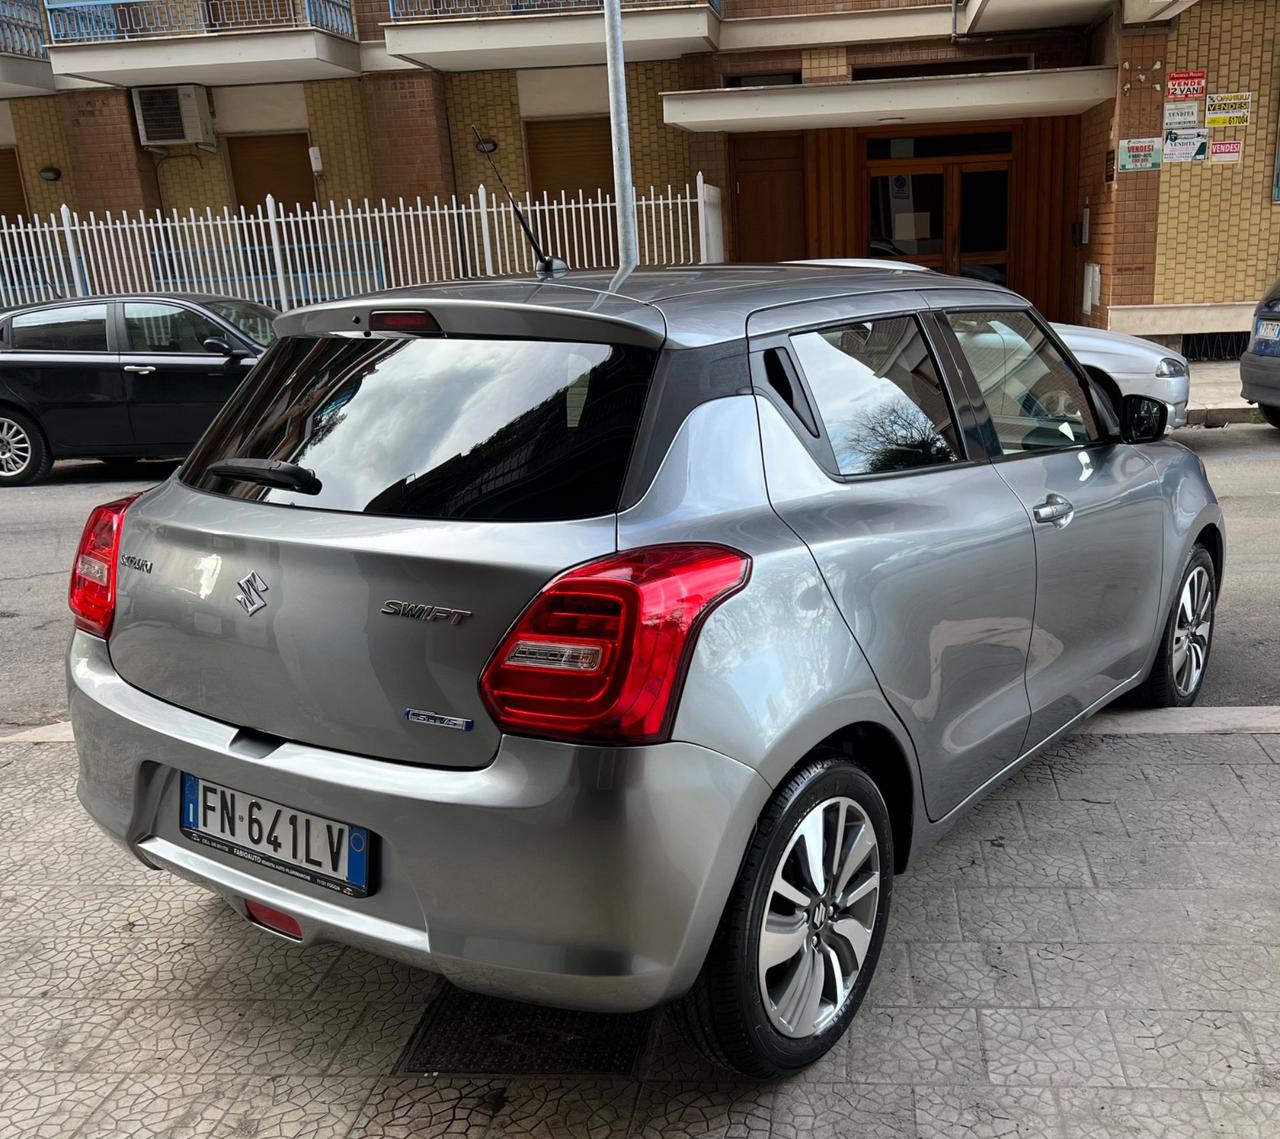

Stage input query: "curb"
[{"left": 1185, "top": 405, "right": 1256, "bottom": 427}]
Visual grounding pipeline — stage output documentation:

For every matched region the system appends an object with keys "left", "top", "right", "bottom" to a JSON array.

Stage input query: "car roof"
[
  {"left": 0, "top": 292, "right": 270, "bottom": 316},
  {"left": 278, "top": 263, "right": 1022, "bottom": 347}
]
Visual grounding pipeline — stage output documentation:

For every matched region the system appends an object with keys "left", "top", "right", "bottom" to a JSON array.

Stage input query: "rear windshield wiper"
[{"left": 205, "top": 458, "right": 322, "bottom": 496}]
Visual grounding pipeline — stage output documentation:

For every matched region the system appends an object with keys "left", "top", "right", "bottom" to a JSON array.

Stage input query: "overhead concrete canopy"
[
  {"left": 663, "top": 66, "right": 1117, "bottom": 133},
  {"left": 0, "top": 56, "right": 57, "bottom": 98}
]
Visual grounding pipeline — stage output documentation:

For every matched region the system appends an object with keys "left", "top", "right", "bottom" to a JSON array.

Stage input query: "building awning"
[{"left": 663, "top": 66, "right": 1117, "bottom": 133}]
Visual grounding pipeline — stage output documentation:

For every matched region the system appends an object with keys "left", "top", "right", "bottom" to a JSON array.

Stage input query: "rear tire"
[
  {"left": 0, "top": 410, "right": 52, "bottom": 487},
  {"left": 1260, "top": 404, "right": 1280, "bottom": 430},
  {"left": 673, "top": 753, "right": 893, "bottom": 1078},
  {"left": 1132, "top": 544, "right": 1216, "bottom": 708}
]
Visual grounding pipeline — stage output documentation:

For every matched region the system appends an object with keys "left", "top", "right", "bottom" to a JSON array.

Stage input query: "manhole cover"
[{"left": 400, "top": 985, "right": 654, "bottom": 1077}]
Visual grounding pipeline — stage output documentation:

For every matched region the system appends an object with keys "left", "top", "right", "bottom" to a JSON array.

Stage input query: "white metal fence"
[{"left": 0, "top": 176, "right": 724, "bottom": 312}]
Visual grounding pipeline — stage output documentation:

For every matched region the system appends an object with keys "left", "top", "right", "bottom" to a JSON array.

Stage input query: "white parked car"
[{"left": 794, "top": 261, "right": 1190, "bottom": 428}]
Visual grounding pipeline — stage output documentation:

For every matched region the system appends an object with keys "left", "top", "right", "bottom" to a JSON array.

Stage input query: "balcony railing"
[
  {"left": 44, "top": 0, "right": 355, "bottom": 44},
  {"left": 388, "top": 0, "right": 720, "bottom": 20},
  {"left": 0, "top": 0, "right": 48, "bottom": 57}
]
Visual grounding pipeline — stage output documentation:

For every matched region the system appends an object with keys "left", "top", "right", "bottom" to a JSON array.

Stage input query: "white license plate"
[
  {"left": 1257, "top": 320, "right": 1280, "bottom": 340},
  {"left": 180, "top": 774, "right": 371, "bottom": 897}
]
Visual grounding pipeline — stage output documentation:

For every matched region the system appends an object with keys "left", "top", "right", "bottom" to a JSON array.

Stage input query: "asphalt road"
[{"left": 2, "top": 424, "right": 1278, "bottom": 728}]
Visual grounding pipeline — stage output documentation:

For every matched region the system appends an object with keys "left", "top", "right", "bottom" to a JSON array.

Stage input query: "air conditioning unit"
[{"left": 132, "top": 85, "right": 215, "bottom": 147}]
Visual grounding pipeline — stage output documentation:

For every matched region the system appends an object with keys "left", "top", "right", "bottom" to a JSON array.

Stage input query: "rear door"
[
  {"left": 109, "top": 327, "right": 658, "bottom": 767},
  {"left": 2, "top": 302, "right": 128, "bottom": 451},
  {"left": 937, "top": 301, "right": 1165, "bottom": 746},
  {"left": 118, "top": 301, "right": 255, "bottom": 448},
  {"left": 750, "top": 295, "right": 1037, "bottom": 819}
]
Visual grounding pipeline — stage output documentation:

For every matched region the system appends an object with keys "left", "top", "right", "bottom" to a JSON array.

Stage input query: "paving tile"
[
  {"left": 29, "top": 883, "right": 232, "bottom": 940},
  {"left": 1214, "top": 801, "right": 1280, "bottom": 841},
  {"left": 864, "top": 938, "right": 912, "bottom": 1007},
  {"left": 0, "top": 938, "right": 126, "bottom": 999},
  {"left": 1256, "top": 736, "right": 1280, "bottom": 764},
  {"left": 200, "top": 934, "right": 342, "bottom": 1001},
  {"left": 1181, "top": 888, "right": 1280, "bottom": 945},
  {"left": 769, "top": 1082, "right": 915, "bottom": 1139},
  {"left": 955, "top": 888, "right": 1078, "bottom": 942},
  {"left": 846, "top": 1007, "right": 985, "bottom": 1085},
  {"left": 212, "top": 1075, "right": 378, "bottom": 1139},
  {"left": 949, "top": 799, "right": 1027, "bottom": 841},
  {"left": 980, "top": 1008, "right": 1126, "bottom": 1087},
  {"left": 1058, "top": 1087, "right": 1213, "bottom": 1138},
  {"left": 905, "top": 837, "right": 987, "bottom": 887},
  {"left": 0, "top": 833, "right": 158, "bottom": 885},
  {"left": 92, "top": 1000, "right": 239, "bottom": 1074},
  {"left": 1109, "top": 1010, "right": 1258, "bottom": 1090},
  {"left": 1049, "top": 759, "right": 1151, "bottom": 802},
  {"left": 1200, "top": 1090, "right": 1280, "bottom": 1138},
  {"left": 329, "top": 1002, "right": 425, "bottom": 1076},
  {"left": 77, "top": 1073, "right": 244, "bottom": 1139},
  {"left": 1084, "top": 842, "right": 1204, "bottom": 888},
  {"left": 889, "top": 879, "right": 962, "bottom": 943},
  {"left": 203, "top": 999, "right": 366, "bottom": 1076},
  {"left": 1156, "top": 945, "right": 1280, "bottom": 1011},
  {"left": 1244, "top": 1012, "right": 1280, "bottom": 1085},
  {"left": 629, "top": 1084, "right": 773, "bottom": 1139},
  {"left": 982, "top": 840, "right": 1092, "bottom": 888},
  {"left": 906, "top": 942, "right": 1036, "bottom": 1008},
  {"left": 913, "top": 1086, "right": 1063, "bottom": 1139},
  {"left": 320, "top": 948, "right": 441, "bottom": 1004},
  {"left": 487, "top": 1079, "right": 638, "bottom": 1138},
  {"left": 1018, "top": 800, "right": 1128, "bottom": 841},
  {"left": 0, "top": 997, "right": 130, "bottom": 1072},
  {"left": 1234, "top": 766, "right": 1280, "bottom": 800},
  {"left": 1116, "top": 799, "right": 1231, "bottom": 843},
  {"left": 1027, "top": 943, "right": 1166, "bottom": 1009},
  {"left": 1065, "top": 889, "right": 1200, "bottom": 944},
  {"left": 1194, "top": 845, "right": 1280, "bottom": 890},
  {"left": 1057, "top": 734, "right": 1272, "bottom": 765},
  {"left": 348, "top": 1078, "right": 505, "bottom": 1139},
  {"left": 1140, "top": 764, "right": 1248, "bottom": 800},
  {"left": 988, "top": 761, "right": 1058, "bottom": 801},
  {"left": 0, "top": 1072, "right": 122, "bottom": 1139}
]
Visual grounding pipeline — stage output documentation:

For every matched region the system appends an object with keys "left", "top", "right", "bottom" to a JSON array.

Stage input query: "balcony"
[
  {"left": 0, "top": 0, "right": 56, "bottom": 96},
  {"left": 44, "top": 0, "right": 360, "bottom": 86},
  {"left": 384, "top": 0, "right": 720, "bottom": 70}
]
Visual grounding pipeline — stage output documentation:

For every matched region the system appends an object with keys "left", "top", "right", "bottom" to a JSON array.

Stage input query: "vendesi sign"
[
  {"left": 1206, "top": 92, "right": 1252, "bottom": 127},
  {"left": 1167, "top": 69, "right": 1207, "bottom": 99},
  {"left": 1164, "top": 128, "right": 1208, "bottom": 163},
  {"left": 1118, "top": 137, "right": 1163, "bottom": 171},
  {"left": 1164, "top": 101, "right": 1201, "bottom": 129},
  {"left": 1210, "top": 139, "right": 1244, "bottom": 163}
]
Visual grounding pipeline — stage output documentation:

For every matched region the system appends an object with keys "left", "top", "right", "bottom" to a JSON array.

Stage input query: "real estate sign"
[
  {"left": 1167, "top": 69, "right": 1207, "bottom": 99},
  {"left": 1206, "top": 92, "right": 1252, "bottom": 127},
  {"left": 1164, "top": 101, "right": 1201, "bottom": 129},
  {"left": 1164, "top": 128, "right": 1208, "bottom": 162},
  {"left": 1118, "top": 137, "right": 1163, "bottom": 171},
  {"left": 1210, "top": 139, "right": 1244, "bottom": 163}
]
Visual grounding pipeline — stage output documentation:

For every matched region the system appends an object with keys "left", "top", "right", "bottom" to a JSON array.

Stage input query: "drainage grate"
[{"left": 399, "top": 986, "right": 655, "bottom": 1077}]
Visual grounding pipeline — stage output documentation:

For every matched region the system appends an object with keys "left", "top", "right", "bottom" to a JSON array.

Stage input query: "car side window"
[
  {"left": 946, "top": 309, "right": 1100, "bottom": 455},
  {"left": 124, "top": 303, "right": 224, "bottom": 354},
  {"left": 790, "top": 315, "right": 963, "bottom": 477},
  {"left": 10, "top": 304, "right": 109, "bottom": 352}
]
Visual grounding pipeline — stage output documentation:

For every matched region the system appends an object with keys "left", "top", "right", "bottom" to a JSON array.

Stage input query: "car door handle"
[
  {"left": 123, "top": 365, "right": 156, "bottom": 374},
  {"left": 1032, "top": 493, "right": 1074, "bottom": 527}
]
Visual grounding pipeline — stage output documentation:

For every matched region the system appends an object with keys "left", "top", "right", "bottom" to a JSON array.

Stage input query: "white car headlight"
[{"left": 1155, "top": 357, "right": 1188, "bottom": 378}]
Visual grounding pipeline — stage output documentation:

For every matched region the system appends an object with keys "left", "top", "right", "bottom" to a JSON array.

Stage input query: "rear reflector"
[
  {"left": 480, "top": 544, "right": 751, "bottom": 745},
  {"left": 368, "top": 309, "right": 440, "bottom": 334},
  {"left": 245, "top": 899, "right": 303, "bottom": 939},
  {"left": 68, "top": 493, "right": 141, "bottom": 639}
]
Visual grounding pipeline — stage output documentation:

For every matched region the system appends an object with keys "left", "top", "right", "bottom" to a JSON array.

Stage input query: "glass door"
[
  {"left": 955, "top": 162, "right": 1010, "bottom": 287},
  {"left": 868, "top": 169, "right": 947, "bottom": 268}
]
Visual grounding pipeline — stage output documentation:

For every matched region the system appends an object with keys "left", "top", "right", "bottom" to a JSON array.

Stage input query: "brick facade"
[
  {"left": 362, "top": 72, "right": 455, "bottom": 201},
  {"left": 9, "top": 96, "right": 77, "bottom": 216},
  {"left": 58, "top": 91, "right": 160, "bottom": 214},
  {"left": 304, "top": 79, "right": 375, "bottom": 205},
  {"left": 156, "top": 145, "right": 233, "bottom": 213},
  {"left": 446, "top": 70, "right": 527, "bottom": 197},
  {"left": 625, "top": 61, "right": 692, "bottom": 191}
]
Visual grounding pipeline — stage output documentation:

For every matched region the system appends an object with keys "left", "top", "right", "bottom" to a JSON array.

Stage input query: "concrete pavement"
[{"left": 1187, "top": 360, "right": 1255, "bottom": 426}]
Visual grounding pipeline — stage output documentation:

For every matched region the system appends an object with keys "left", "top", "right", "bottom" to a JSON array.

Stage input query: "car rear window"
[{"left": 181, "top": 334, "right": 656, "bottom": 521}]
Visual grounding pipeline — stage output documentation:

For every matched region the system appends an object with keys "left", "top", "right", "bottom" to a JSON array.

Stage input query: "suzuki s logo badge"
[{"left": 235, "top": 571, "right": 269, "bottom": 616}]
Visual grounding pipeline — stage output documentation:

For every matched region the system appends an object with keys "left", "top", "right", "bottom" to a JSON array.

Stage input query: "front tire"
[
  {"left": 1260, "top": 404, "right": 1280, "bottom": 430},
  {"left": 674, "top": 754, "right": 893, "bottom": 1078},
  {"left": 1133, "top": 544, "right": 1216, "bottom": 707},
  {"left": 0, "top": 410, "right": 51, "bottom": 487}
]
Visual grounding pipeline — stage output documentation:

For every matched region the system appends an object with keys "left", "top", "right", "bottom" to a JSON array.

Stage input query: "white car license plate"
[
  {"left": 180, "top": 774, "right": 371, "bottom": 897},
  {"left": 1257, "top": 319, "right": 1280, "bottom": 340}
]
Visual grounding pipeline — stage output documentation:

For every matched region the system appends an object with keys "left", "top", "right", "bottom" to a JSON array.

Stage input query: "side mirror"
[
  {"left": 1120, "top": 394, "right": 1168, "bottom": 444},
  {"left": 203, "top": 336, "right": 235, "bottom": 356}
]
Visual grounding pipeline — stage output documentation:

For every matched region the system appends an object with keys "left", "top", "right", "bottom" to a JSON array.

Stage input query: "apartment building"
[{"left": 0, "top": 0, "right": 1274, "bottom": 335}]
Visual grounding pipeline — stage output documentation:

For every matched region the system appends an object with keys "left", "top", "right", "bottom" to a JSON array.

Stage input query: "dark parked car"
[
  {"left": 0, "top": 293, "right": 277, "bottom": 486},
  {"left": 1241, "top": 276, "right": 1280, "bottom": 430}
]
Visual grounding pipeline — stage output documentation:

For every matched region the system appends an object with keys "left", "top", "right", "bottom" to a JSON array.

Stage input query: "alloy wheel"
[
  {"left": 1172, "top": 565, "right": 1213, "bottom": 697},
  {"left": 0, "top": 416, "right": 33, "bottom": 476},
  {"left": 758, "top": 795, "right": 880, "bottom": 1039}
]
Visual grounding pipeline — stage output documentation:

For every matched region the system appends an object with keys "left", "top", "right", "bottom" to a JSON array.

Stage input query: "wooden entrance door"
[
  {"left": 867, "top": 158, "right": 1010, "bottom": 285},
  {"left": 731, "top": 133, "right": 806, "bottom": 262},
  {"left": 227, "top": 133, "right": 314, "bottom": 211}
]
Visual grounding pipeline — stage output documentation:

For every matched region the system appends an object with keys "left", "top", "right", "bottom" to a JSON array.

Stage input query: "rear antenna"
[{"left": 472, "top": 125, "right": 568, "bottom": 279}]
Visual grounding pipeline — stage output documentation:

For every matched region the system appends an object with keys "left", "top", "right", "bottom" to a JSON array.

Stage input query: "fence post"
[
  {"left": 477, "top": 184, "right": 494, "bottom": 277},
  {"left": 265, "top": 194, "right": 290, "bottom": 311},
  {"left": 696, "top": 172, "right": 724, "bottom": 264},
  {"left": 59, "top": 203, "right": 88, "bottom": 297}
]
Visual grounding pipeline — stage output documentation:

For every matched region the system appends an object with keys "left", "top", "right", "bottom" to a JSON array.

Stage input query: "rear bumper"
[
  {"left": 1241, "top": 351, "right": 1280, "bottom": 406},
  {"left": 1107, "top": 372, "right": 1189, "bottom": 429},
  {"left": 68, "top": 631, "right": 769, "bottom": 1012}
]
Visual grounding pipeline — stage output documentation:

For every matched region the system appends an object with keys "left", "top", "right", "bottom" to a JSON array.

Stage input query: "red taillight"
[
  {"left": 480, "top": 544, "right": 751, "bottom": 745},
  {"left": 68, "top": 494, "right": 141, "bottom": 639},
  {"left": 368, "top": 309, "right": 440, "bottom": 334},
  {"left": 244, "top": 899, "right": 303, "bottom": 939}
]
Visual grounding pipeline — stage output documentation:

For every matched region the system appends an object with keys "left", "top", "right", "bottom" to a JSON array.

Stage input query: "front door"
[
  {"left": 119, "top": 301, "right": 252, "bottom": 449},
  {"left": 941, "top": 304, "right": 1165, "bottom": 746},
  {"left": 732, "top": 134, "right": 807, "bottom": 262},
  {"left": 868, "top": 161, "right": 1011, "bottom": 286}
]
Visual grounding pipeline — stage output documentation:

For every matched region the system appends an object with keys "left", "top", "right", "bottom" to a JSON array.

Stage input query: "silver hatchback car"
[{"left": 69, "top": 265, "right": 1223, "bottom": 1077}]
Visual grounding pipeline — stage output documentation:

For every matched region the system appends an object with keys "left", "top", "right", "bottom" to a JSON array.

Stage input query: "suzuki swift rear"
[{"left": 69, "top": 266, "right": 1223, "bottom": 1077}]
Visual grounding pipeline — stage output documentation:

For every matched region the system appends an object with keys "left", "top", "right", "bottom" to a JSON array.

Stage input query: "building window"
[{"left": 724, "top": 73, "right": 801, "bottom": 88}]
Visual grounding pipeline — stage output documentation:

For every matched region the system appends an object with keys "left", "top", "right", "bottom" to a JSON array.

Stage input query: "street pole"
[{"left": 603, "top": 0, "right": 638, "bottom": 282}]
